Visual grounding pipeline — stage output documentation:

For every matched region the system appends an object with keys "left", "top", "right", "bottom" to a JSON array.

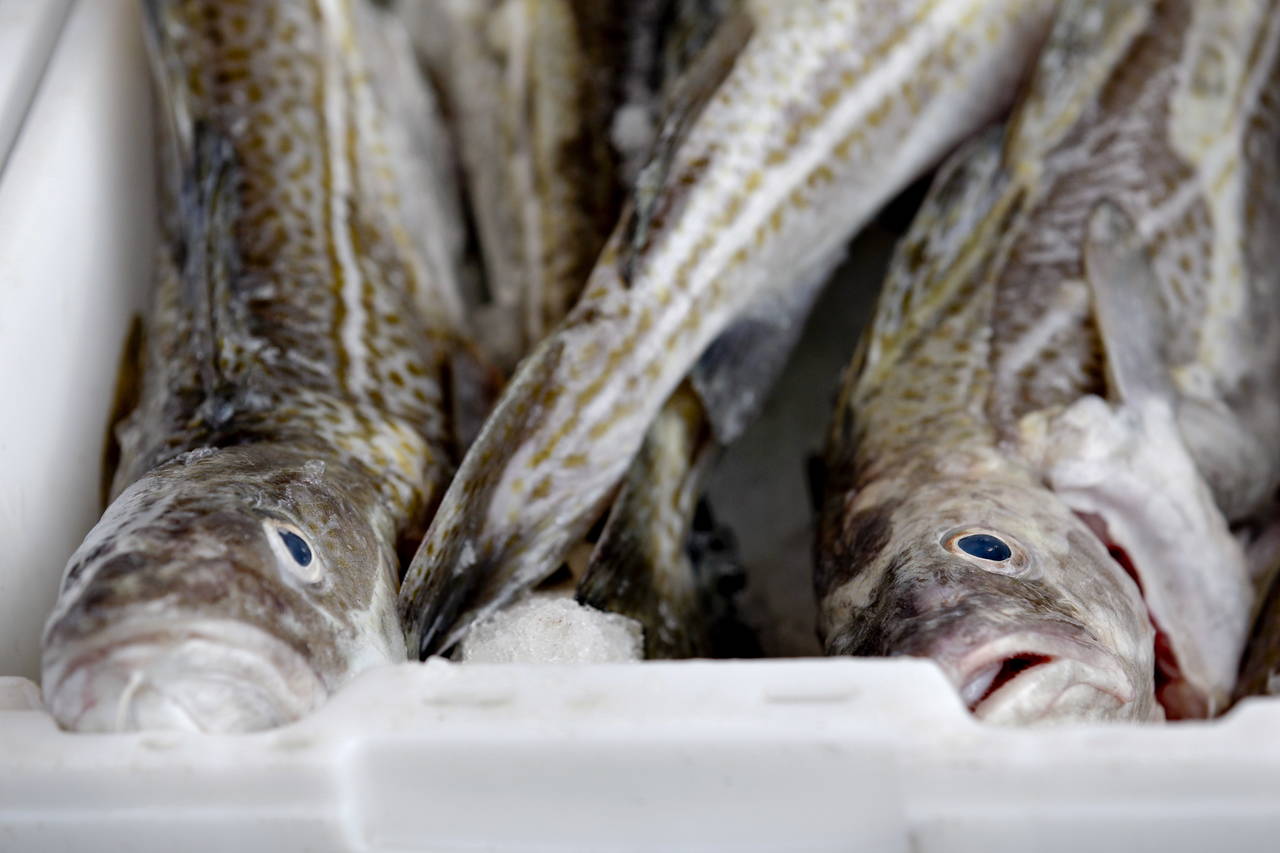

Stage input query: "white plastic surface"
[
  {"left": 3, "top": 3, "right": 1280, "bottom": 852},
  {"left": 0, "top": 0, "right": 155, "bottom": 680},
  {"left": 2, "top": 662, "right": 1280, "bottom": 852},
  {"left": 0, "top": 0, "right": 72, "bottom": 170}
]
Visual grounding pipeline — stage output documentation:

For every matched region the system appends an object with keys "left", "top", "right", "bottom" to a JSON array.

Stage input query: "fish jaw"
[
  {"left": 929, "top": 628, "right": 1154, "bottom": 725},
  {"left": 42, "top": 619, "right": 326, "bottom": 733}
]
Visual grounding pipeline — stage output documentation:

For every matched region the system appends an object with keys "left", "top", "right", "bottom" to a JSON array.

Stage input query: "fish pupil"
[
  {"left": 279, "top": 530, "right": 312, "bottom": 566},
  {"left": 957, "top": 533, "right": 1011, "bottom": 562}
]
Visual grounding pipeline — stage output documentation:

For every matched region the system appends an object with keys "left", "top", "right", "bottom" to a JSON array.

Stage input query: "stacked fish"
[{"left": 37, "top": 0, "right": 1280, "bottom": 732}]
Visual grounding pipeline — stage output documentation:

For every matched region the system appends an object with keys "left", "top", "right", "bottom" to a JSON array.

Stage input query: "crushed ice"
[{"left": 458, "top": 595, "right": 643, "bottom": 664}]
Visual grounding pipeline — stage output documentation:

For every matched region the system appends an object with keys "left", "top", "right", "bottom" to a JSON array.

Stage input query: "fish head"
[
  {"left": 41, "top": 444, "right": 404, "bottom": 733},
  {"left": 817, "top": 470, "right": 1159, "bottom": 724}
]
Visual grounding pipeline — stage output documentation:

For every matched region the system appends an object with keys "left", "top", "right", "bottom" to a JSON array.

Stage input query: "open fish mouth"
[
  {"left": 42, "top": 619, "right": 327, "bottom": 733},
  {"left": 944, "top": 631, "right": 1136, "bottom": 724}
]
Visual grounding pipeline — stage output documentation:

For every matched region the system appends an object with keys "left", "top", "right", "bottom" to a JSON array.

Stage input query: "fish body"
[
  {"left": 819, "top": 0, "right": 1280, "bottom": 721},
  {"left": 41, "top": 0, "right": 471, "bottom": 732},
  {"left": 398, "top": 0, "right": 1058, "bottom": 657}
]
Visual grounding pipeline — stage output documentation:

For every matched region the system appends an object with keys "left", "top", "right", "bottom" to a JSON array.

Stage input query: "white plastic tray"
[{"left": 2, "top": 2, "right": 1279, "bottom": 851}]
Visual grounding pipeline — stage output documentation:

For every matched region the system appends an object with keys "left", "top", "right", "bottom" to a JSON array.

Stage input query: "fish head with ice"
[
  {"left": 41, "top": 444, "right": 405, "bottom": 733},
  {"left": 818, "top": 466, "right": 1160, "bottom": 724}
]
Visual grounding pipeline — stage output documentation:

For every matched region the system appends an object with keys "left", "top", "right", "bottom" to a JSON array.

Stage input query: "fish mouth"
[
  {"left": 946, "top": 631, "right": 1136, "bottom": 724},
  {"left": 42, "top": 618, "right": 327, "bottom": 733}
]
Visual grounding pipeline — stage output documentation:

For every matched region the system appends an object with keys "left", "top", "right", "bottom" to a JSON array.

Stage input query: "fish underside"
[
  {"left": 40, "top": 0, "right": 477, "bottom": 733},
  {"left": 819, "top": 0, "right": 1280, "bottom": 724},
  {"left": 397, "top": 0, "right": 1061, "bottom": 659}
]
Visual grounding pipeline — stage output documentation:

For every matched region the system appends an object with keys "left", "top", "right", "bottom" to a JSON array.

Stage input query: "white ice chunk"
[{"left": 458, "top": 595, "right": 643, "bottom": 664}]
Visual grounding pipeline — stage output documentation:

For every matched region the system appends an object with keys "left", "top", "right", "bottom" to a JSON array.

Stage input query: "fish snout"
[
  {"left": 42, "top": 619, "right": 327, "bottom": 733},
  {"left": 926, "top": 625, "right": 1140, "bottom": 724}
]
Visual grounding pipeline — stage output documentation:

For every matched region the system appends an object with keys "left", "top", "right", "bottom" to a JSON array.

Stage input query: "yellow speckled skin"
[
  {"left": 398, "top": 0, "right": 1059, "bottom": 656},
  {"left": 821, "top": 0, "right": 1280, "bottom": 721},
  {"left": 41, "top": 0, "right": 474, "bottom": 732}
]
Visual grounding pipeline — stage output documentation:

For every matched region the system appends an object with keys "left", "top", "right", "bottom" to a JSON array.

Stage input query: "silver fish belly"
[
  {"left": 819, "top": 0, "right": 1280, "bottom": 722},
  {"left": 397, "top": 0, "right": 1058, "bottom": 657},
  {"left": 41, "top": 0, "right": 472, "bottom": 733}
]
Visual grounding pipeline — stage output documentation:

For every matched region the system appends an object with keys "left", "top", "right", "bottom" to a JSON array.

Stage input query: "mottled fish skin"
[
  {"left": 576, "top": 384, "right": 718, "bottom": 658},
  {"left": 41, "top": 0, "right": 471, "bottom": 732},
  {"left": 820, "top": 0, "right": 1280, "bottom": 721},
  {"left": 398, "top": 0, "right": 1058, "bottom": 657}
]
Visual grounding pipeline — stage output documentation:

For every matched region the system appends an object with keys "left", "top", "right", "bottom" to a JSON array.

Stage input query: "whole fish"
[
  {"left": 818, "top": 0, "right": 1280, "bottom": 722},
  {"left": 40, "top": 0, "right": 475, "bottom": 733},
  {"left": 398, "top": 0, "right": 1058, "bottom": 657}
]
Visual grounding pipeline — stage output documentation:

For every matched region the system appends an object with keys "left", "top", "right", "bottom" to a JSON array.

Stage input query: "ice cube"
[{"left": 458, "top": 595, "right": 644, "bottom": 664}]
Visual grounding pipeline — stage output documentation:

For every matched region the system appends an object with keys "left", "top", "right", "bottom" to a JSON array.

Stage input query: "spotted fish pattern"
[
  {"left": 820, "top": 0, "right": 1280, "bottom": 721},
  {"left": 41, "top": 0, "right": 474, "bottom": 732},
  {"left": 398, "top": 0, "right": 1059, "bottom": 657}
]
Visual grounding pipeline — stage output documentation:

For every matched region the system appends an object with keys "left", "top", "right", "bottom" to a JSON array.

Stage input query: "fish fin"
[
  {"left": 1085, "top": 201, "right": 1275, "bottom": 516},
  {"left": 620, "top": 4, "right": 753, "bottom": 285},
  {"left": 179, "top": 124, "right": 245, "bottom": 429},
  {"left": 100, "top": 315, "right": 147, "bottom": 510},
  {"left": 576, "top": 384, "right": 714, "bottom": 658},
  {"left": 691, "top": 244, "right": 842, "bottom": 443},
  {"left": 1003, "top": 0, "right": 1152, "bottom": 171},
  {"left": 1082, "top": 200, "right": 1174, "bottom": 403}
]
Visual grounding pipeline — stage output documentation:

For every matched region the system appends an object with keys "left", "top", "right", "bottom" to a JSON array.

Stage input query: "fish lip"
[
  {"left": 946, "top": 631, "right": 1135, "bottom": 724},
  {"left": 43, "top": 617, "right": 328, "bottom": 733}
]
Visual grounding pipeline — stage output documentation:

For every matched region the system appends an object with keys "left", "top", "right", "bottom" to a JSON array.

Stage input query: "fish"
[
  {"left": 817, "top": 0, "right": 1280, "bottom": 723},
  {"left": 40, "top": 0, "right": 477, "bottom": 733},
  {"left": 575, "top": 384, "right": 720, "bottom": 657},
  {"left": 398, "top": 0, "right": 1059, "bottom": 658}
]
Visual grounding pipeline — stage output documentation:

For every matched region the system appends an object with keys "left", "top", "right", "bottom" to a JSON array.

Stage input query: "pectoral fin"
[{"left": 1082, "top": 200, "right": 1174, "bottom": 403}]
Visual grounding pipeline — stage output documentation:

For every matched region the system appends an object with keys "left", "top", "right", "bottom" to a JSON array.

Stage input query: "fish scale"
[{"left": 399, "top": 0, "right": 1058, "bottom": 656}]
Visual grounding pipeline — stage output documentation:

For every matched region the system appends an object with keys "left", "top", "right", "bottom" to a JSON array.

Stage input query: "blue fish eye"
[
  {"left": 956, "top": 533, "right": 1012, "bottom": 562},
  {"left": 278, "top": 530, "right": 312, "bottom": 566}
]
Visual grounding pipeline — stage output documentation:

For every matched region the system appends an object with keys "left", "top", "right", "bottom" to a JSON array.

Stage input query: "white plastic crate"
[{"left": 1, "top": 2, "right": 1278, "bottom": 851}]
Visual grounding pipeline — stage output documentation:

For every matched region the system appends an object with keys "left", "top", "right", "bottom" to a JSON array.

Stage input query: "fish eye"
[
  {"left": 264, "top": 520, "right": 324, "bottom": 585},
  {"left": 278, "top": 529, "right": 312, "bottom": 566},
  {"left": 955, "top": 533, "right": 1011, "bottom": 562},
  {"left": 941, "top": 528, "right": 1032, "bottom": 576}
]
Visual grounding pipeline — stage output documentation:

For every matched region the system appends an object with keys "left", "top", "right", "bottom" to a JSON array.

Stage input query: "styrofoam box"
[{"left": 2, "top": 2, "right": 1279, "bottom": 851}]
